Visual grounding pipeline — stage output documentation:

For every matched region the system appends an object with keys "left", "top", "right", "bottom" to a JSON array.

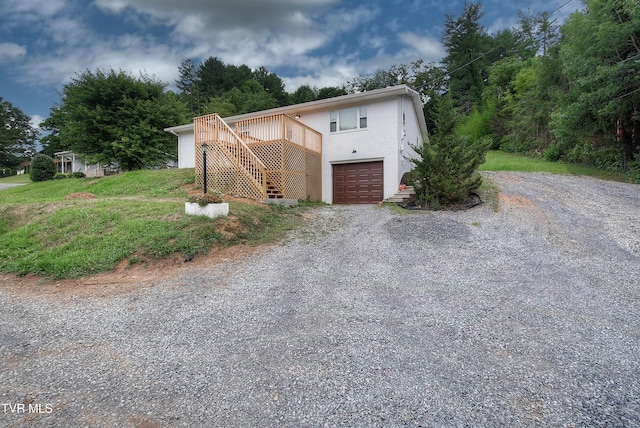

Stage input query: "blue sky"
[{"left": 0, "top": 0, "right": 582, "bottom": 130}]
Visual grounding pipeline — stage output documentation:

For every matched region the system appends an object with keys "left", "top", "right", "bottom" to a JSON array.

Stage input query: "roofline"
[{"left": 164, "top": 84, "right": 428, "bottom": 139}]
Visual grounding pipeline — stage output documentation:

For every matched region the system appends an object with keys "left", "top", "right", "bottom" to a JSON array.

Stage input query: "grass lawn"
[
  {"left": 0, "top": 174, "right": 32, "bottom": 184},
  {"left": 0, "top": 168, "right": 310, "bottom": 280},
  {"left": 480, "top": 151, "right": 630, "bottom": 181}
]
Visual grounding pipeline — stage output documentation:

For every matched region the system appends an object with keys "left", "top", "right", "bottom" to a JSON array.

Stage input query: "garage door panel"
[{"left": 333, "top": 161, "right": 383, "bottom": 204}]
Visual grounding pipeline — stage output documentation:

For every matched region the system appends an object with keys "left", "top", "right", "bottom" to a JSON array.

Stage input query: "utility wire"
[{"left": 414, "top": 0, "right": 576, "bottom": 92}]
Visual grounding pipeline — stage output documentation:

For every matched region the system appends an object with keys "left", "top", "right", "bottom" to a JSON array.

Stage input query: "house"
[
  {"left": 53, "top": 151, "right": 105, "bottom": 177},
  {"left": 164, "top": 84, "right": 428, "bottom": 204}
]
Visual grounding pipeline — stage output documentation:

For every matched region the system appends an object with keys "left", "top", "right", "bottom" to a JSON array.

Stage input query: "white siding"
[
  {"left": 297, "top": 98, "right": 402, "bottom": 203},
  {"left": 398, "top": 95, "right": 423, "bottom": 185}
]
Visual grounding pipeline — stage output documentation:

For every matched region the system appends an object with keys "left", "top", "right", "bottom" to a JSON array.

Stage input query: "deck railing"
[{"left": 234, "top": 114, "right": 322, "bottom": 154}]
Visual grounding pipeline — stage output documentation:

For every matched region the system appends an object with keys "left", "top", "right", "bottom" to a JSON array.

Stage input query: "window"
[
  {"left": 330, "top": 106, "right": 368, "bottom": 132},
  {"left": 360, "top": 106, "right": 367, "bottom": 129},
  {"left": 339, "top": 107, "right": 357, "bottom": 131}
]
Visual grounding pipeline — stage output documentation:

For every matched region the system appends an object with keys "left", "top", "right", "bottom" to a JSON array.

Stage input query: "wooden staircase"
[
  {"left": 195, "top": 114, "right": 267, "bottom": 201},
  {"left": 266, "top": 181, "right": 283, "bottom": 199}
]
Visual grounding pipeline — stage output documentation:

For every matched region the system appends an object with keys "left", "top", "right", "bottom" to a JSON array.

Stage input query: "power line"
[{"left": 414, "top": 0, "right": 576, "bottom": 92}]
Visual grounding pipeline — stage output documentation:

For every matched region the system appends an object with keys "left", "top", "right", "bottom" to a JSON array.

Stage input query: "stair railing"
[{"left": 194, "top": 114, "right": 267, "bottom": 200}]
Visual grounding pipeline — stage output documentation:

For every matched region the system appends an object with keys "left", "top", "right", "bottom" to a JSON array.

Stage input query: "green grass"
[
  {"left": 0, "top": 174, "right": 31, "bottom": 184},
  {"left": 0, "top": 169, "right": 307, "bottom": 280},
  {"left": 479, "top": 151, "right": 629, "bottom": 181}
]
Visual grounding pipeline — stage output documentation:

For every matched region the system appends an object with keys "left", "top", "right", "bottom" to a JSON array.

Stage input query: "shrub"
[
  {"left": 187, "top": 190, "right": 225, "bottom": 206},
  {"left": 29, "top": 154, "right": 57, "bottom": 182},
  {"left": 53, "top": 173, "right": 68, "bottom": 180},
  {"left": 409, "top": 95, "right": 490, "bottom": 209},
  {"left": 544, "top": 143, "right": 563, "bottom": 162},
  {"left": 70, "top": 171, "right": 86, "bottom": 178}
]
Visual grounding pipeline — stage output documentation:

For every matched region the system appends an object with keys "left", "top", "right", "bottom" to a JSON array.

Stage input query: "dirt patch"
[
  {"left": 498, "top": 193, "right": 535, "bottom": 209},
  {"left": 0, "top": 243, "right": 268, "bottom": 299},
  {"left": 64, "top": 192, "right": 97, "bottom": 199}
]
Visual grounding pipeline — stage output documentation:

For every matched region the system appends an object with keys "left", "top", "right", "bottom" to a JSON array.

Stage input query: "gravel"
[{"left": 1, "top": 171, "right": 639, "bottom": 427}]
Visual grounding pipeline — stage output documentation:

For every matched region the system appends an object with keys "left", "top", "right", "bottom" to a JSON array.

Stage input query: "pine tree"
[
  {"left": 410, "top": 95, "right": 490, "bottom": 209},
  {"left": 176, "top": 58, "right": 199, "bottom": 116}
]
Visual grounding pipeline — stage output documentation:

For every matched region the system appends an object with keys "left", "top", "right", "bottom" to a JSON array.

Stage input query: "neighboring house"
[
  {"left": 164, "top": 84, "right": 428, "bottom": 204},
  {"left": 53, "top": 151, "right": 105, "bottom": 177}
]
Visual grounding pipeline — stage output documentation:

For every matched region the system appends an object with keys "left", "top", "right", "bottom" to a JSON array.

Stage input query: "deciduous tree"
[
  {"left": 0, "top": 98, "right": 38, "bottom": 168},
  {"left": 553, "top": 0, "right": 640, "bottom": 164},
  {"left": 46, "top": 68, "right": 187, "bottom": 171}
]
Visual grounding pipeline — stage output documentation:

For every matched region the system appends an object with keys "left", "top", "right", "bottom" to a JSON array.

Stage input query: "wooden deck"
[{"left": 194, "top": 114, "right": 322, "bottom": 201}]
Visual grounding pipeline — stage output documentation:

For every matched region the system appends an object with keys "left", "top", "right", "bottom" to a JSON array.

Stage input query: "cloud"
[
  {"left": 0, "top": 43, "right": 26, "bottom": 63},
  {"left": 398, "top": 33, "right": 445, "bottom": 63},
  {"left": 30, "top": 114, "right": 44, "bottom": 129}
]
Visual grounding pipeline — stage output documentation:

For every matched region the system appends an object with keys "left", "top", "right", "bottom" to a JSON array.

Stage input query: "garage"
[{"left": 332, "top": 161, "right": 383, "bottom": 204}]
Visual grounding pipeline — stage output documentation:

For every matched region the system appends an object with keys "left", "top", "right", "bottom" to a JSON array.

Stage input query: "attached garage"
[{"left": 332, "top": 161, "right": 383, "bottom": 204}]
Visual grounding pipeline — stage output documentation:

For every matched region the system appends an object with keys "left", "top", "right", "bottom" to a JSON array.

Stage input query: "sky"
[{"left": 0, "top": 0, "right": 583, "bottom": 131}]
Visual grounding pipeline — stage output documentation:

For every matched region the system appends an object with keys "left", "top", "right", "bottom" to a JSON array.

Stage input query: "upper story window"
[{"left": 330, "top": 106, "right": 368, "bottom": 132}]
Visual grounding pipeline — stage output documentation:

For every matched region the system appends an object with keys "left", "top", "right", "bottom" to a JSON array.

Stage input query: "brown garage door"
[{"left": 333, "top": 161, "right": 383, "bottom": 204}]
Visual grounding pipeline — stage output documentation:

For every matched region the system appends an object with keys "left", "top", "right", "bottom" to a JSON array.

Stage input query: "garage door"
[{"left": 333, "top": 161, "right": 383, "bottom": 204}]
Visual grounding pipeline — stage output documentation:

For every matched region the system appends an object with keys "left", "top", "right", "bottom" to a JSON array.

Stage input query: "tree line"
[
  {"left": 1, "top": 0, "right": 637, "bottom": 182},
  {"left": 376, "top": 0, "right": 639, "bottom": 177},
  {"left": 175, "top": 56, "right": 347, "bottom": 117}
]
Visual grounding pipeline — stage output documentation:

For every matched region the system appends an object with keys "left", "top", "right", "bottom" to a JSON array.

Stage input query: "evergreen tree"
[
  {"left": 441, "top": 2, "right": 492, "bottom": 112},
  {"left": 29, "top": 153, "right": 56, "bottom": 182},
  {"left": 176, "top": 58, "right": 199, "bottom": 116},
  {"left": 410, "top": 94, "right": 490, "bottom": 208},
  {"left": 195, "top": 57, "right": 227, "bottom": 103},
  {"left": 253, "top": 66, "right": 289, "bottom": 106}
]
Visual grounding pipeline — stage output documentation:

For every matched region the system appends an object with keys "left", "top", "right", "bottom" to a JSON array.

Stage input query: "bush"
[
  {"left": 70, "top": 171, "right": 86, "bottom": 178},
  {"left": 544, "top": 143, "right": 563, "bottom": 162},
  {"left": 409, "top": 95, "right": 490, "bottom": 209},
  {"left": 29, "top": 154, "right": 57, "bottom": 182},
  {"left": 53, "top": 173, "right": 67, "bottom": 180}
]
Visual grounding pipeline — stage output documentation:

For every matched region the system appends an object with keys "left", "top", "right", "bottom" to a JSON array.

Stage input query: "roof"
[{"left": 164, "top": 84, "right": 428, "bottom": 139}]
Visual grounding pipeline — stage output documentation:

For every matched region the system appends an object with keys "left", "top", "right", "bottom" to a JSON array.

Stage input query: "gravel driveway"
[{"left": 1, "top": 172, "right": 639, "bottom": 427}]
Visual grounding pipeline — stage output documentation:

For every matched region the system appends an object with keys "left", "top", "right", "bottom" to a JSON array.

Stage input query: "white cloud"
[
  {"left": 398, "top": 32, "right": 445, "bottom": 63},
  {"left": 0, "top": 43, "right": 27, "bottom": 63},
  {"left": 30, "top": 114, "right": 44, "bottom": 129}
]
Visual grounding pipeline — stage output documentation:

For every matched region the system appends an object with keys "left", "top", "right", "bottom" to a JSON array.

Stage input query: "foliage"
[
  {"left": 43, "top": 69, "right": 187, "bottom": 171},
  {"left": 441, "top": 2, "right": 493, "bottom": 112},
  {"left": 0, "top": 98, "right": 38, "bottom": 167},
  {"left": 253, "top": 66, "right": 289, "bottom": 106},
  {"left": 409, "top": 95, "right": 490, "bottom": 209},
  {"left": 29, "top": 154, "right": 57, "bottom": 182},
  {"left": 187, "top": 189, "right": 225, "bottom": 206},
  {"left": 176, "top": 58, "right": 199, "bottom": 116},
  {"left": 552, "top": 0, "right": 640, "bottom": 164},
  {"left": 290, "top": 85, "right": 317, "bottom": 104}
]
